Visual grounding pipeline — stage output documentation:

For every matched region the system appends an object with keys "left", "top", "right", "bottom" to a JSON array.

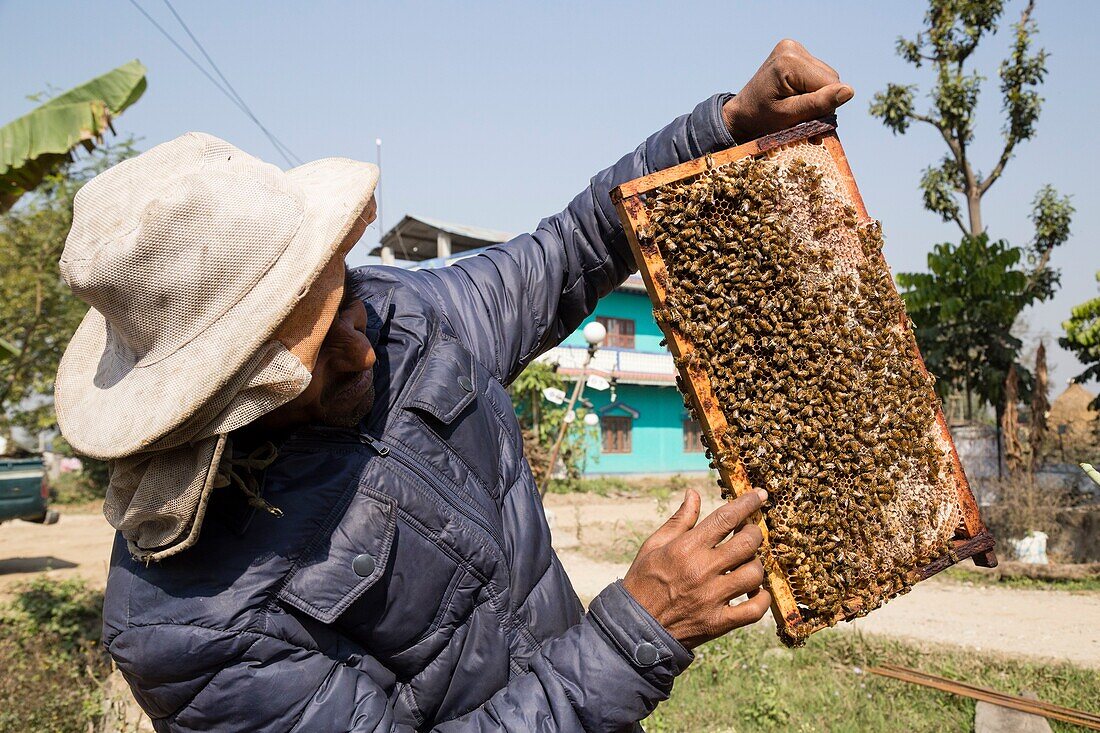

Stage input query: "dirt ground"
[
  {"left": 3, "top": 497, "right": 1099, "bottom": 669},
  {"left": 546, "top": 492, "right": 1100, "bottom": 670}
]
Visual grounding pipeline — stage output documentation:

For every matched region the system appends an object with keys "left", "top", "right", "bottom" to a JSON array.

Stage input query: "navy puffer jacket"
[{"left": 102, "top": 95, "right": 736, "bottom": 731}]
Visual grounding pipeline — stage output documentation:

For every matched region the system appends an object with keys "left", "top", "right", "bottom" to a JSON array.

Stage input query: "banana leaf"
[{"left": 0, "top": 60, "right": 146, "bottom": 212}]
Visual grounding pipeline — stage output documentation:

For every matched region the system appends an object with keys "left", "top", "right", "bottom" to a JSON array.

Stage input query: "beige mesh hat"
[{"left": 54, "top": 132, "right": 378, "bottom": 560}]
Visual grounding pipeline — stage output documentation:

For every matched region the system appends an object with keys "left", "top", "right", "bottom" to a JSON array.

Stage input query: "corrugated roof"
[{"left": 399, "top": 214, "right": 513, "bottom": 244}]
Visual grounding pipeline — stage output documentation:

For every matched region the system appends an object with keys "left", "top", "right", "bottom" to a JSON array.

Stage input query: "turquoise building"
[{"left": 376, "top": 215, "right": 710, "bottom": 476}]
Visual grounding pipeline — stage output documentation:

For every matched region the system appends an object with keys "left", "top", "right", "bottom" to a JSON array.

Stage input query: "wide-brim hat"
[{"left": 55, "top": 132, "right": 379, "bottom": 460}]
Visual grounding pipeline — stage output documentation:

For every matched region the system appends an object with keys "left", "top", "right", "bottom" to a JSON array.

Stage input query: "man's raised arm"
[{"left": 410, "top": 40, "right": 854, "bottom": 386}]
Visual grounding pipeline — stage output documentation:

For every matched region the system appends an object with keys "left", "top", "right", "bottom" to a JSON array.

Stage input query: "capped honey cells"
[{"left": 639, "top": 147, "right": 964, "bottom": 644}]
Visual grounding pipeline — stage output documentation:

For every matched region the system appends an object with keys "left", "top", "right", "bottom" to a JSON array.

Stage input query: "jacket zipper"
[{"left": 359, "top": 432, "right": 505, "bottom": 553}]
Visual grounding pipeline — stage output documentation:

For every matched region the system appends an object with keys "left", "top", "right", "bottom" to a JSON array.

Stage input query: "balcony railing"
[{"left": 538, "top": 346, "right": 676, "bottom": 385}]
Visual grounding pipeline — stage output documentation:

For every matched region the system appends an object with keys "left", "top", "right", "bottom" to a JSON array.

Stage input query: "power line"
[
  {"left": 160, "top": 0, "right": 302, "bottom": 166},
  {"left": 124, "top": 0, "right": 301, "bottom": 167}
]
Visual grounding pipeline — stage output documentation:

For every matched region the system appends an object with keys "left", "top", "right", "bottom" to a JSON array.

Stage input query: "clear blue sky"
[{"left": 2, "top": 0, "right": 1096, "bottom": 391}]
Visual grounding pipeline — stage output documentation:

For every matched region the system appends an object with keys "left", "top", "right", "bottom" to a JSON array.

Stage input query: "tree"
[
  {"left": 876, "top": 0, "right": 1073, "bottom": 426},
  {"left": 898, "top": 234, "right": 1032, "bottom": 418},
  {"left": 1, "top": 60, "right": 146, "bottom": 213},
  {"left": 0, "top": 139, "right": 138, "bottom": 441},
  {"left": 0, "top": 61, "right": 144, "bottom": 446},
  {"left": 1061, "top": 271, "right": 1100, "bottom": 410},
  {"left": 870, "top": 0, "right": 1071, "bottom": 284}
]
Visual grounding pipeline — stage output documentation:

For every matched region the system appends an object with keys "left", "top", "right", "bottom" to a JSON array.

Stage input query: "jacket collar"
[{"left": 353, "top": 267, "right": 396, "bottom": 344}]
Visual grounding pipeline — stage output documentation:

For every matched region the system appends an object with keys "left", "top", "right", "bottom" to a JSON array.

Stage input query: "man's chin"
[{"left": 319, "top": 381, "right": 375, "bottom": 428}]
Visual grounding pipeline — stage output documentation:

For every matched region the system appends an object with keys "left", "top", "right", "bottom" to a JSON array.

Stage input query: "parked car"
[{"left": 0, "top": 456, "right": 59, "bottom": 526}]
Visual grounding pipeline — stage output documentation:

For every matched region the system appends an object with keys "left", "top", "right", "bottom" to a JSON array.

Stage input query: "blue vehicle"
[{"left": 0, "top": 456, "right": 59, "bottom": 526}]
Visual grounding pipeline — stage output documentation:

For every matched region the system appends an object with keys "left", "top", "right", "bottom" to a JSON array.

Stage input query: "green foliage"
[
  {"left": 50, "top": 469, "right": 107, "bottom": 505},
  {"left": 1061, "top": 271, "right": 1100, "bottom": 407},
  {"left": 878, "top": 0, "right": 1074, "bottom": 423},
  {"left": 49, "top": 434, "right": 110, "bottom": 503},
  {"left": 919, "top": 156, "right": 965, "bottom": 224},
  {"left": 0, "top": 576, "right": 111, "bottom": 733},
  {"left": 868, "top": 83, "right": 917, "bottom": 134},
  {"left": 870, "top": 0, "right": 1068, "bottom": 251},
  {"left": 510, "top": 361, "right": 597, "bottom": 484},
  {"left": 545, "top": 475, "right": 632, "bottom": 496},
  {"left": 1000, "top": 4, "right": 1048, "bottom": 143},
  {"left": 511, "top": 361, "right": 564, "bottom": 443},
  {"left": 644, "top": 627, "right": 1099, "bottom": 732},
  {"left": 899, "top": 234, "right": 1035, "bottom": 417},
  {"left": 1, "top": 60, "right": 146, "bottom": 213},
  {"left": 1027, "top": 184, "right": 1073, "bottom": 300},
  {"left": 0, "top": 138, "right": 138, "bottom": 439}
]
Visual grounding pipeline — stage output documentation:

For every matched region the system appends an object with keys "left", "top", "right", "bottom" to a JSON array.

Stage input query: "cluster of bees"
[{"left": 643, "top": 153, "right": 957, "bottom": 638}]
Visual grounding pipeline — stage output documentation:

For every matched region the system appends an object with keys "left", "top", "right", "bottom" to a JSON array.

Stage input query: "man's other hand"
[
  {"left": 622, "top": 489, "right": 771, "bottom": 650},
  {"left": 722, "top": 39, "right": 854, "bottom": 142}
]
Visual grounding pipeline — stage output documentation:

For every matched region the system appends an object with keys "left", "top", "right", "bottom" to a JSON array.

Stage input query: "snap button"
[
  {"left": 634, "top": 641, "right": 659, "bottom": 666},
  {"left": 352, "top": 553, "right": 376, "bottom": 577},
  {"left": 457, "top": 375, "right": 473, "bottom": 392}
]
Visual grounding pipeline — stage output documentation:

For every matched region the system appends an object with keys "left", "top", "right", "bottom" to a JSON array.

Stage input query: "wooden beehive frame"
[{"left": 611, "top": 118, "right": 997, "bottom": 643}]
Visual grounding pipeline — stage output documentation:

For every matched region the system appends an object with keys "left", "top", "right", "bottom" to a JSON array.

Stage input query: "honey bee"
[{"left": 643, "top": 150, "right": 951, "bottom": 640}]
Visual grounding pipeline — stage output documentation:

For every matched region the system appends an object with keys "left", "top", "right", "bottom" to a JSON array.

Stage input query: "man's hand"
[
  {"left": 723, "top": 39, "right": 855, "bottom": 142},
  {"left": 622, "top": 489, "right": 770, "bottom": 650}
]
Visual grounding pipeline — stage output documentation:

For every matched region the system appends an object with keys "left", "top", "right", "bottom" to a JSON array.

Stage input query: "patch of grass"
[
  {"left": 644, "top": 627, "right": 1099, "bottom": 732},
  {"left": 937, "top": 565, "right": 1100, "bottom": 593},
  {"left": 576, "top": 522, "right": 651, "bottom": 565},
  {"left": 0, "top": 576, "right": 111, "bottom": 733},
  {"left": 546, "top": 473, "right": 718, "bottom": 502},
  {"left": 546, "top": 476, "right": 633, "bottom": 496}
]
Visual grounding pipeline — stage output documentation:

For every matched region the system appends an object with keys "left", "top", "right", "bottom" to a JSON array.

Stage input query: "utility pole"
[{"left": 376, "top": 138, "right": 395, "bottom": 265}]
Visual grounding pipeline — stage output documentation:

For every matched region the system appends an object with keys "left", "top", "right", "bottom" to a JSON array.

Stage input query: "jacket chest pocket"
[
  {"left": 274, "top": 460, "right": 489, "bottom": 677},
  {"left": 336, "top": 514, "right": 485, "bottom": 672},
  {"left": 402, "top": 333, "right": 504, "bottom": 500}
]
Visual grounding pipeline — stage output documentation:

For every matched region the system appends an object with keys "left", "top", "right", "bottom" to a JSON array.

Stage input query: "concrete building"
[{"left": 385, "top": 216, "right": 710, "bottom": 476}]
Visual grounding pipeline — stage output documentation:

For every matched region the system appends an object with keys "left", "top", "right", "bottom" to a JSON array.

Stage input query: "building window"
[
  {"left": 596, "top": 316, "right": 635, "bottom": 349},
  {"left": 601, "top": 415, "right": 633, "bottom": 454},
  {"left": 683, "top": 418, "right": 705, "bottom": 452}
]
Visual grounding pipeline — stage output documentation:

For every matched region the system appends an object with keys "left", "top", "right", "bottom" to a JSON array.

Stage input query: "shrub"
[
  {"left": 0, "top": 576, "right": 111, "bottom": 733},
  {"left": 49, "top": 468, "right": 108, "bottom": 505}
]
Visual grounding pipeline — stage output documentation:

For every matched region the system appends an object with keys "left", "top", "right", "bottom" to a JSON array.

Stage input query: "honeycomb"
[{"left": 640, "top": 139, "right": 963, "bottom": 644}]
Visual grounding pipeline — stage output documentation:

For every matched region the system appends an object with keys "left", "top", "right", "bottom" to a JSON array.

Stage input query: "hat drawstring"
[{"left": 215, "top": 438, "right": 283, "bottom": 517}]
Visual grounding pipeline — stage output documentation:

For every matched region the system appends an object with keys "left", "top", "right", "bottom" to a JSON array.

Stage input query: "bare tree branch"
[
  {"left": 981, "top": 0, "right": 1036, "bottom": 195},
  {"left": 980, "top": 141, "right": 1016, "bottom": 194}
]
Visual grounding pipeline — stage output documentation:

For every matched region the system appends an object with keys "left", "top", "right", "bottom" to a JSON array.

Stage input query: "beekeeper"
[{"left": 57, "top": 40, "right": 853, "bottom": 731}]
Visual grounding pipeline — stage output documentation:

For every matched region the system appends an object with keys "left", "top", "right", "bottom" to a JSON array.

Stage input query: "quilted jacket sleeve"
[
  {"left": 410, "top": 94, "right": 735, "bottom": 385},
  {"left": 109, "top": 583, "right": 691, "bottom": 732}
]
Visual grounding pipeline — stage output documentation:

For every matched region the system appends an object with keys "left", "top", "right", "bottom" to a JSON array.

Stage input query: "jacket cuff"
[
  {"left": 691, "top": 93, "right": 737, "bottom": 152},
  {"left": 587, "top": 580, "right": 694, "bottom": 692}
]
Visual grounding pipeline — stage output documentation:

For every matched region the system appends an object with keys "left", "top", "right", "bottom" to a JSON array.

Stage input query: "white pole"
[{"left": 375, "top": 138, "right": 384, "bottom": 237}]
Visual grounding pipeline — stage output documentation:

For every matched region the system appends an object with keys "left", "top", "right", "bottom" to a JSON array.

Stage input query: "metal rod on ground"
[{"left": 868, "top": 664, "right": 1100, "bottom": 730}]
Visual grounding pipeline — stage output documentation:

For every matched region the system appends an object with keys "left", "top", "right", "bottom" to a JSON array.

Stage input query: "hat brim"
[{"left": 55, "top": 158, "right": 379, "bottom": 459}]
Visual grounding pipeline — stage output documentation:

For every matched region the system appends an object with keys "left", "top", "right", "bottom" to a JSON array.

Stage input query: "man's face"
[
  {"left": 259, "top": 202, "right": 379, "bottom": 431},
  {"left": 261, "top": 271, "right": 378, "bottom": 430}
]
